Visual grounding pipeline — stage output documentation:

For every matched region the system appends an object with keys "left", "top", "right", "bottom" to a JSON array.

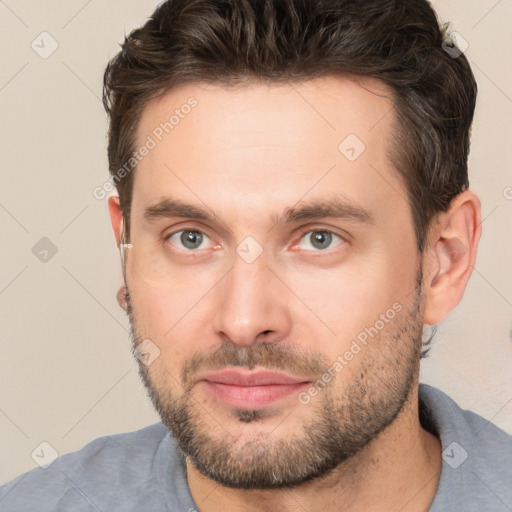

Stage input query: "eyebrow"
[
  {"left": 274, "top": 198, "right": 373, "bottom": 226},
  {"left": 143, "top": 197, "right": 373, "bottom": 226},
  {"left": 144, "top": 199, "right": 211, "bottom": 223}
]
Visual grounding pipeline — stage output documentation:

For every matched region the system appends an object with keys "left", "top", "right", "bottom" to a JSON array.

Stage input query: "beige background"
[{"left": 0, "top": 0, "right": 511, "bottom": 484}]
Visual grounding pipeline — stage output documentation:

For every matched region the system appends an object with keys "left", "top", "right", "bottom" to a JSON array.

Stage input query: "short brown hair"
[{"left": 103, "top": 0, "right": 477, "bottom": 252}]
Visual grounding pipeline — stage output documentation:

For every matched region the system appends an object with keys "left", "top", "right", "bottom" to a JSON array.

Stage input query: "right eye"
[{"left": 165, "top": 230, "right": 213, "bottom": 251}]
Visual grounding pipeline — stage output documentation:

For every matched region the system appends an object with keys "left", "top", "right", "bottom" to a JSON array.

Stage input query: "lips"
[{"left": 198, "top": 369, "right": 311, "bottom": 410}]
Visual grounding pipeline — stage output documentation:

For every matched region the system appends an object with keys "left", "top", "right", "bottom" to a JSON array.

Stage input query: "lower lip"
[{"left": 202, "top": 381, "right": 309, "bottom": 410}]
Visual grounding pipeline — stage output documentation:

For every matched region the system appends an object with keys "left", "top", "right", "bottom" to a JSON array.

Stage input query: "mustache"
[
  {"left": 180, "top": 342, "right": 329, "bottom": 391},
  {"left": 126, "top": 287, "right": 329, "bottom": 390}
]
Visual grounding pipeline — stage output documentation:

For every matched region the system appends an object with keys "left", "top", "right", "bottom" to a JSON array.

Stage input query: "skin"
[{"left": 108, "top": 76, "right": 481, "bottom": 511}]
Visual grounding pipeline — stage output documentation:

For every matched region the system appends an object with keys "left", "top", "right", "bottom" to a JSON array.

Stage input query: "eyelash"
[{"left": 163, "top": 227, "right": 347, "bottom": 255}]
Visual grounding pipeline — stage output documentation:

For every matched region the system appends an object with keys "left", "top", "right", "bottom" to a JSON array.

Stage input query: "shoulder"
[
  {"left": 419, "top": 383, "right": 512, "bottom": 458},
  {"left": 419, "top": 383, "right": 512, "bottom": 511},
  {"left": 0, "top": 422, "right": 170, "bottom": 512}
]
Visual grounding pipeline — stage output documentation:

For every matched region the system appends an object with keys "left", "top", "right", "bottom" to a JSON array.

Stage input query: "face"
[{"left": 123, "top": 76, "right": 425, "bottom": 489}]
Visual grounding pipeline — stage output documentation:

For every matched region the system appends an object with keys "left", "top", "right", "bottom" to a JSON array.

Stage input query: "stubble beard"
[{"left": 125, "top": 271, "right": 424, "bottom": 490}]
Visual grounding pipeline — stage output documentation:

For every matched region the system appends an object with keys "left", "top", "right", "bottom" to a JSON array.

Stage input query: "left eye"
[
  {"left": 297, "top": 231, "right": 344, "bottom": 251},
  {"left": 166, "top": 230, "right": 212, "bottom": 251}
]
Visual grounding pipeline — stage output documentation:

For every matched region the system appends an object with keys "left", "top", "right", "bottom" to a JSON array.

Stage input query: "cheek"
[
  {"left": 127, "top": 282, "right": 197, "bottom": 368},
  {"left": 279, "top": 252, "right": 417, "bottom": 350},
  {"left": 279, "top": 264, "right": 391, "bottom": 326},
  {"left": 127, "top": 265, "right": 211, "bottom": 328}
]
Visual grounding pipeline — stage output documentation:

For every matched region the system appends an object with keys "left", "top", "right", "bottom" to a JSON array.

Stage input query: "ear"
[
  {"left": 107, "top": 194, "right": 124, "bottom": 247},
  {"left": 423, "top": 190, "right": 481, "bottom": 325},
  {"left": 108, "top": 194, "right": 129, "bottom": 311}
]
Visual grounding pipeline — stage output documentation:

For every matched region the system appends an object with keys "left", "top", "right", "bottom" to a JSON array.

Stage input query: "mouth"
[{"left": 197, "top": 368, "right": 311, "bottom": 410}]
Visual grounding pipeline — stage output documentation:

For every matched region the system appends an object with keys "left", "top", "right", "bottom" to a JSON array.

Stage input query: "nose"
[{"left": 211, "top": 254, "right": 292, "bottom": 347}]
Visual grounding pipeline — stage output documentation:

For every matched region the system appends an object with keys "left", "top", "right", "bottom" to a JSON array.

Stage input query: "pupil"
[
  {"left": 181, "top": 231, "right": 202, "bottom": 249},
  {"left": 312, "top": 231, "right": 331, "bottom": 249}
]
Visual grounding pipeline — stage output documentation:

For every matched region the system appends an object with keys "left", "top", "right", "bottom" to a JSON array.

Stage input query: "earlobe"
[
  {"left": 423, "top": 190, "right": 481, "bottom": 325},
  {"left": 117, "top": 285, "right": 129, "bottom": 311}
]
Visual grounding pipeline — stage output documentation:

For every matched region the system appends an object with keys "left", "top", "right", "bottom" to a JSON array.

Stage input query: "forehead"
[
  {"left": 131, "top": 76, "right": 404, "bottom": 225},
  {"left": 136, "top": 75, "right": 395, "bottom": 155}
]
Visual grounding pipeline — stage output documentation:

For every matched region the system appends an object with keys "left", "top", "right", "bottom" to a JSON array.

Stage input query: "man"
[{"left": 1, "top": 0, "right": 511, "bottom": 510}]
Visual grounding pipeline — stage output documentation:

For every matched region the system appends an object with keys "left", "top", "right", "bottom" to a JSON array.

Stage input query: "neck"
[{"left": 185, "top": 385, "right": 442, "bottom": 512}]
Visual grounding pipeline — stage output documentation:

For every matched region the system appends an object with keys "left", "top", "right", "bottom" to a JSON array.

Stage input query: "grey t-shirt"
[{"left": 1, "top": 383, "right": 511, "bottom": 511}]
